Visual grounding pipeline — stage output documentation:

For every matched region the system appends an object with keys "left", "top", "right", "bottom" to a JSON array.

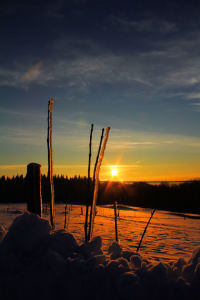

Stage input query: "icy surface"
[
  {"left": 1, "top": 203, "right": 200, "bottom": 262},
  {"left": 0, "top": 212, "right": 200, "bottom": 300}
]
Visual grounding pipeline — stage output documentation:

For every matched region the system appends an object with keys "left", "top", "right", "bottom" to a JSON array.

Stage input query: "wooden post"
[
  {"left": 114, "top": 201, "right": 119, "bottom": 242},
  {"left": 84, "top": 124, "right": 93, "bottom": 242},
  {"left": 88, "top": 126, "right": 111, "bottom": 240},
  {"left": 64, "top": 204, "right": 67, "bottom": 229},
  {"left": 27, "top": 163, "right": 42, "bottom": 216},
  {"left": 87, "top": 128, "right": 104, "bottom": 241},
  {"left": 47, "top": 99, "right": 55, "bottom": 228}
]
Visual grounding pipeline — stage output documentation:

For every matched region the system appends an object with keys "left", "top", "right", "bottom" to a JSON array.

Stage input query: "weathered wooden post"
[
  {"left": 87, "top": 127, "right": 104, "bottom": 241},
  {"left": 27, "top": 163, "right": 42, "bottom": 216},
  {"left": 88, "top": 126, "right": 111, "bottom": 241},
  {"left": 84, "top": 124, "right": 93, "bottom": 242},
  {"left": 47, "top": 98, "right": 55, "bottom": 228}
]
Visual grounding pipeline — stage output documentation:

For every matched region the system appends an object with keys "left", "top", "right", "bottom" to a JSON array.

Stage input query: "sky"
[{"left": 1, "top": 0, "right": 200, "bottom": 181}]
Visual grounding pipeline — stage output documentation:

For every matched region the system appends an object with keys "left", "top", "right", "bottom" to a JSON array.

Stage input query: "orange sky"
[{"left": 1, "top": 126, "right": 200, "bottom": 181}]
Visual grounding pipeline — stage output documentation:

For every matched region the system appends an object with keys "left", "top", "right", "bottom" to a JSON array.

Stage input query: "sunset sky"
[{"left": 1, "top": 0, "right": 200, "bottom": 181}]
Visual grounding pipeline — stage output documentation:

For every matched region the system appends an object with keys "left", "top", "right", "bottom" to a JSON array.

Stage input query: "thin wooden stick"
[
  {"left": 114, "top": 201, "right": 119, "bottom": 242},
  {"left": 84, "top": 124, "right": 94, "bottom": 242},
  {"left": 64, "top": 204, "right": 67, "bottom": 229},
  {"left": 66, "top": 204, "right": 71, "bottom": 230},
  {"left": 87, "top": 128, "right": 104, "bottom": 241},
  {"left": 136, "top": 208, "right": 156, "bottom": 253},
  {"left": 47, "top": 99, "right": 55, "bottom": 229},
  {"left": 88, "top": 126, "right": 111, "bottom": 241}
]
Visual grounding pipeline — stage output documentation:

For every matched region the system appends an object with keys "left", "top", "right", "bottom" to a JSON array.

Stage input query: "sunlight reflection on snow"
[{"left": 1, "top": 203, "right": 200, "bottom": 262}]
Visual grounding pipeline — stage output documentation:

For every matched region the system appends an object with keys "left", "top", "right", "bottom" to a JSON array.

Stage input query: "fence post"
[
  {"left": 27, "top": 163, "right": 42, "bottom": 217},
  {"left": 114, "top": 201, "right": 119, "bottom": 242}
]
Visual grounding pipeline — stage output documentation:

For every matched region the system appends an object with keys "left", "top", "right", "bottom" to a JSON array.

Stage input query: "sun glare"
[{"left": 111, "top": 168, "right": 118, "bottom": 176}]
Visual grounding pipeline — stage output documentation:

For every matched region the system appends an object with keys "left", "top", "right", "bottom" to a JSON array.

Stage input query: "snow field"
[
  {"left": 0, "top": 212, "right": 200, "bottom": 300},
  {"left": 1, "top": 204, "right": 200, "bottom": 263}
]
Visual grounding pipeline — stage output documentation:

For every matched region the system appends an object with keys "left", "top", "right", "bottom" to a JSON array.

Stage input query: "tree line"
[{"left": 0, "top": 175, "right": 200, "bottom": 214}]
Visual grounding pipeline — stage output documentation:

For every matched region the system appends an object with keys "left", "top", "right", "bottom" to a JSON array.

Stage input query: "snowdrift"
[{"left": 0, "top": 213, "right": 199, "bottom": 300}]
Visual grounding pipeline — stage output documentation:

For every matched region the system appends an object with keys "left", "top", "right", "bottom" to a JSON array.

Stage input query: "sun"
[{"left": 111, "top": 168, "right": 118, "bottom": 177}]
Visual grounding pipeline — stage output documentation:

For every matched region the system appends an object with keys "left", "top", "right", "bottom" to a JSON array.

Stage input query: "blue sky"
[{"left": 1, "top": 0, "right": 200, "bottom": 180}]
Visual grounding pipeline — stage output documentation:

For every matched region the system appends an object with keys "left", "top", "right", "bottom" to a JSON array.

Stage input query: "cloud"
[
  {"left": 0, "top": 125, "right": 46, "bottom": 146},
  {"left": 186, "top": 92, "right": 200, "bottom": 100},
  {"left": 107, "top": 164, "right": 141, "bottom": 168},
  {"left": 0, "top": 61, "right": 54, "bottom": 88},
  {"left": 35, "top": 33, "right": 200, "bottom": 95},
  {"left": 111, "top": 16, "right": 178, "bottom": 34},
  {"left": 0, "top": 164, "right": 26, "bottom": 169},
  {"left": 0, "top": 68, "right": 21, "bottom": 87},
  {"left": 1, "top": 28, "right": 200, "bottom": 100},
  {"left": 108, "top": 141, "right": 159, "bottom": 150},
  {"left": 108, "top": 139, "right": 178, "bottom": 150},
  {"left": 20, "top": 62, "right": 43, "bottom": 83},
  {"left": 0, "top": 108, "right": 46, "bottom": 119}
]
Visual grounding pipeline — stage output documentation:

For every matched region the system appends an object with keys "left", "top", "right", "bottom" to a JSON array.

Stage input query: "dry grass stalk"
[
  {"left": 47, "top": 99, "right": 55, "bottom": 229},
  {"left": 136, "top": 208, "right": 156, "bottom": 252},
  {"left": 84, "top": 124, "right": 94, "bottom": 242},
  {"left": 88, "top": 126, "right": 111, "bottom": 240}
]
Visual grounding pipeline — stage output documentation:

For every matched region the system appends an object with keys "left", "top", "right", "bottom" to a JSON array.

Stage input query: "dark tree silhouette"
[{"left": 0, "top": 175, "right": 200, "bottom": 214}]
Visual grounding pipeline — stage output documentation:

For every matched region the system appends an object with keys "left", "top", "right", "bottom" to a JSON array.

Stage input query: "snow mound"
[
  {"left": 49, "top": 229, "right": 79, "bottom": 257},
  {"left": 80, "top": 235, "right": 103, "bottom": 257},
  {"left": 0, "top": 212, "right": 51, "bottom": 256},
  {"left": 0, "top": 213, "right": 200, "bottom": 300},
  {"left": 108, "top": 241, "right": 122, "bottom": 259}
]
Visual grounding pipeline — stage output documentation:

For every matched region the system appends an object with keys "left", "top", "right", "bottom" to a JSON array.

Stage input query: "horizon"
[{"left": 1, "top": 164, "right": 200, "bottom": 183}]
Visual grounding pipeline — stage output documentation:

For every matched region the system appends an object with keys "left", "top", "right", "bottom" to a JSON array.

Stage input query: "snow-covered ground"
[
  {"left": 1, "top": 203, "right": 200, "bottom": 263},
  {"left": 0, "top": 210, "right": 200, "bottom": 300}
]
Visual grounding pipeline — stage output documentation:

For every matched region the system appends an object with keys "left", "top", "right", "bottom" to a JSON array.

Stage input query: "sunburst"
[{"left": 111, "top": 168, "right": 118, "bottom": 176}]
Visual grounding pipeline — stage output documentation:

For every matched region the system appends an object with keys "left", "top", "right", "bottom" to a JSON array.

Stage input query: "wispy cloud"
[
  {"left": 0, "top": 126, "right": 46, "bottom": 146},
  {"left": 0, "top": 108, "right": 46, "bottom": 119},
  {"left": 0, "top": 61, "right": 53, "bottom": 88},
  {"left": 0, "top": 68, "right": 21, "bottom": 87},
  {"left": 186, "top": 92, "right": 200, "bottom": 100},
  {"left": 108, "top": 141, "right": 159, "bottom": 150},
  {"left": 0, "top": 164, "right": 26, "bottom": 169},
  {"left": 108, "top": 139, "right": 179, "bottom": 150},
  {"left": 1, "top": 29, "right": 200, "bottom": 100},
  {"left": 111, "top": 16, "right": 178, "bottom": 34},
  {"left": 20, "top": 62, "right": 43, "bottom": 83}
]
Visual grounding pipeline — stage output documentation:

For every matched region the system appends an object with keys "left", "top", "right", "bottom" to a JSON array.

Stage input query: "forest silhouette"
[{"left": 1, "top": 175, "right": 200, "bottom": 214}]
